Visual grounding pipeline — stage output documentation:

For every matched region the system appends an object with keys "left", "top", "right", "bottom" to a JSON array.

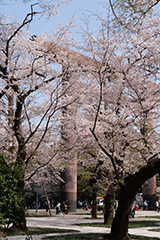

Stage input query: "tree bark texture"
[
  {"left": 12, "top": 97, "right": 27, "bottom": 230},
  {"left": 108, "top": 158, "right": 160, "bottom": 240},
  {"left": 13, "top": 177, "right": 27, "bottom": 230},
  {"left": 104, "top": 183, "right": 117, "bottom": 225},
  {"left": 91, "top": 184, "right": 97, "bottom": 219}
]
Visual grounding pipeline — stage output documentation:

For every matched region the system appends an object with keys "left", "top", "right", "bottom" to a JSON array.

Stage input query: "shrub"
[{"left": 0, "top": 154, "right": 23, "bottom": 230}]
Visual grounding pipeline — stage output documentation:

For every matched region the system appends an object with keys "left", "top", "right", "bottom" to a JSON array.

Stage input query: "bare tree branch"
[
  {"left": 25, "top": 151, "right": 58, "bottom": 181},
  {"left": 5, "top": 3, "right": 40, "bottom": 66}
]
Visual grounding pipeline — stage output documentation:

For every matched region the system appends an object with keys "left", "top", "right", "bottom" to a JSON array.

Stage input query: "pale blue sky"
[{"left": 0, "top": 0, "right": 108, "bottom": 39}]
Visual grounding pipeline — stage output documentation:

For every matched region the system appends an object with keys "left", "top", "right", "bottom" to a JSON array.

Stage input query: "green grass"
[
  {"left": 25, "top": 213, "right": 55, "bottom": 217},
  {"left": 71, "top": 212, "right": 104, "bottom": 216},
  {"left": 41, "top": 233, "right": 160, "bottom": 240},
  {"left": 2, "top": 225, "right": 160, "bottom": 240},
  {"left": 75, "top": 222, "right": 110, "bottom": 228},
  {"left": 142, "top": 216, "right": 160, "bottom": 219},
  {"left": 128, "top": 221, "right": 160, "bottom": 228},
  {"left": 130, "top": 236, "right": 160, "bottom": 240},
  {"left": 4, "top": 227, "right": 79, "bottom": 236},
  {"left": 42, "top": 233, "right": 103, "bottom": 240},
  {"left": 25, "top": 211, "right": 104, "bottom": 217},
  {"left": 75, "top": 220, "right": 159, "bottom": 229},
  {"left": 149, "top": 228, "right": 160, "bottom": 232}
]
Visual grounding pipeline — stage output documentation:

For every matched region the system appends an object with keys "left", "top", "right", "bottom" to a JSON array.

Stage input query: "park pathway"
[{"left": 6, "top": 209, "right": 160, "bottom": 240}]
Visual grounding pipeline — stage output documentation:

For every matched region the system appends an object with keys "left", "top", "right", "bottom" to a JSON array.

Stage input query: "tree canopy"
[{"left": 0, "top": 0, "right": 160, "bottom": 239}]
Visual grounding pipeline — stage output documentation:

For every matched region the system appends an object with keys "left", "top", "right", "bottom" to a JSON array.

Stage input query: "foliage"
[
  {"left": 77, "top": 167, "right": 93, "bottom": 202},
  {"left": 24, "top": 181, "right": 60, "bottom": 209},
  {"left": 77, "top": 134, "right": 113, "bottom": 204},
  {"left": 0, "top": 154, "right": 24, "bottom": 229}
]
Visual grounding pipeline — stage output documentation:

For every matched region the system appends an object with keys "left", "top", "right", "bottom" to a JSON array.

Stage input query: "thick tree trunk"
[
  {"left": 13, "top": 178, "right": 27, "bottom": 230},
  {"left": 12, "top": 97, "right": 27, "bottom": 230},
  {"left": 12, "top": 149, "right": 27, "bottom": 230},
  {"left": 109, "top": 184, "right": 135, "bottom": 240},
  {"left": 107, "top": 157, "right": 160, "bottom": 240},
  {"left": 104, "top": 183, "right": 117, "bottom": 225},
  {"left": 91, "top": 185, "right": 97, "bottom": 219}
]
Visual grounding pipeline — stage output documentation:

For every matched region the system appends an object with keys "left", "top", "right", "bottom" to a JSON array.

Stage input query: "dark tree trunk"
[
  {"left": 109, "top": 183, "right": 135, "bottom": 240},
  {"left": 12, "top": 96, "right": 28, "bottom": 230},
  {"left": 12, "top": 147, "right": 27, "bottom": 230},
  {"left": 107, "top": 157, "right": 160, "bottom": 240},
  {"left": 104, "top": 183, "right": 117, "bottom": 225},
  {"left": 13, "top": 177, "right": 27, "bottom": 230},
  {"left": 91, "top": 184, "right": 97, "bottom": 219}
]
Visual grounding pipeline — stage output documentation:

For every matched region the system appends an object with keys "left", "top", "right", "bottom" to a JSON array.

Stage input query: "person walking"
[
  {"left": 156, "top": 200, "right": 160, "bottom": 212},
  {"left": 143, "top": 200, "right": 148, "bottom": 210}
]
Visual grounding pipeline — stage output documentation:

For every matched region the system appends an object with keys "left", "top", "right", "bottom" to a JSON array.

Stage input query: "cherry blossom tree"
[
  {"left": 75, "top": 74, "right": 115, "bottom": 218},
  {"left": 77, "top": 134, "right": 112, "bottom": 218},
  {"left": 0, "top": 0, "right": 83, "bottom": 229},
  {"left": 79, "top": 6, "right": 160, "bottom": 238},
  {"left": 1, "top": 1, "right": 160, "bottom": 238},
  {"left": 108, "top": 0, "right": 160, "bottom": 29}
]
